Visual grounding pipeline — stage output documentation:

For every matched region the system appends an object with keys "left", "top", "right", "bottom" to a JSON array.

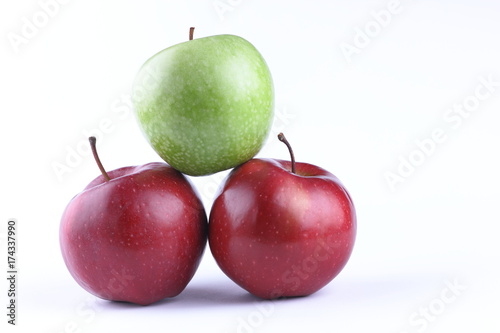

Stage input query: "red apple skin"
[
  {"left": 208, "top": 158, "right": 356, "bottom": 299},
  {"left": 60, "top": 162, "right": 207, "bottom": 305}
]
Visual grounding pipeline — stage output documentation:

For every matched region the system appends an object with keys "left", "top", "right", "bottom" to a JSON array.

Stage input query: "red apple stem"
[
  {"left": 89, "top": 136, "right": 111, "bottom": 181},
  {"left": 278, "top": 133, "right": 296, "bottom": 174},
  {"left": 189, "top": 27, "right": 195, "bottom": 41}
]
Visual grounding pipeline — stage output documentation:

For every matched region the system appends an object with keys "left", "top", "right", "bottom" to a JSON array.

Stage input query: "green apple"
[{"left": 132, "top": 30, "right": 274, "bottom": 176}]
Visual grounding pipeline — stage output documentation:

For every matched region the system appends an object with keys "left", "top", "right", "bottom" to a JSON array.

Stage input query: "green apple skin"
[{"left": 132, "top": 34, "right": 274, "bottom": 176}]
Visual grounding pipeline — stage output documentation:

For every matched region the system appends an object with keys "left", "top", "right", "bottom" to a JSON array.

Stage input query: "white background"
[{"left": 1, "top": 0, "right": 499, "bottom": 332}]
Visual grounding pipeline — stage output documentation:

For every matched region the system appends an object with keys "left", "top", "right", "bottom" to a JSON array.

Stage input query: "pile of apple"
[{"left": 60, "top": 28, "right": 356, "bottom": 305}]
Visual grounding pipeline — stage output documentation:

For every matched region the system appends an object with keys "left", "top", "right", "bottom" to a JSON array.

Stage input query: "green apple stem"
[
  {"left": 278, "top": 133, "right": 296, "bottom": 174},
  {"left": 189, "top": 27, "right": 195, "bottom": 40},
  {"left": 89, "top": 136, "right": 111, "bottom": 181}
]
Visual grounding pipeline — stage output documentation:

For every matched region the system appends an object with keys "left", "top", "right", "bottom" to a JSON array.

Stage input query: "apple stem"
[
  {"left": 278, "top": 133, "right": 296, "bottom": 174},
  {"left": 89, "top": 136, "right": 111, "bottom": 181},
  {"left": 189, "top": 27, "right": 195, "bottom": 41}
]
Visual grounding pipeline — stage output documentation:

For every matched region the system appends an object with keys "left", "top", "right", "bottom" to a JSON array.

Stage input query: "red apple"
[
  {"left": 60, "top": 137, "right": 207, "bottom": 305},
  {"left": 208, "top": 133, "right": 356, "bottom": 299}
]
